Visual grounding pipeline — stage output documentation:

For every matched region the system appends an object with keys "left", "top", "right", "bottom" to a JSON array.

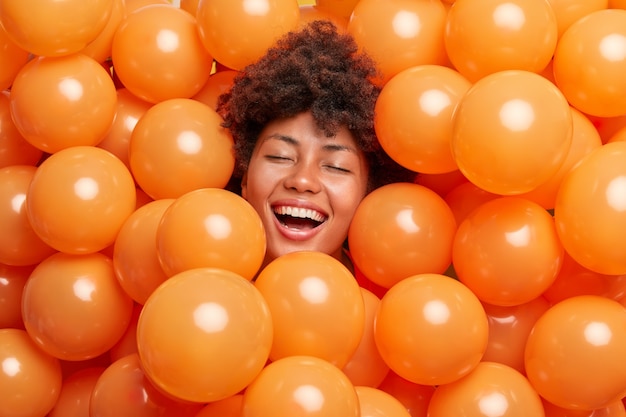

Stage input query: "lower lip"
[{"left": 271, "top": 215, "right": 325, "bottom": 242}]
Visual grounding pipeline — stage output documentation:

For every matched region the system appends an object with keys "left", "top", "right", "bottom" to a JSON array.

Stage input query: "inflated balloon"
[
  {"left": 125, "top": 0, "right": 170, "bottom": 13},
  {"left": 180, "top": 0, "right": 201, "bottom": 15},
  {"left": 96, "top": 88, "right": 153, "bottom": 171},
  {"left": 453, "top": 197, "right": 564, "bottom": 306},
  {"left": 137, "top": 267, "right": 273, "bottom": 403},
  {"left": 553, "top": 9, "right": 626, "bottom": 117},
  {"left": 355, "top": 386, "right": 411, "bottom": 417},
  {"left": 90, "top": 353, "right": 203, "bottom": 417},
  {"left": 129, "top": 98, "right": 235, "bottom": 199},
  {"left": 0, "top": 92, "right": 43, "bottom": 169},
  {"left": 374, "top": 273, "right": 489, "bottom": 386},
  {"left": 9, "top": 54, "right": 118, "bottom": 153},
  {"left": 348, "top": 182, "right": 457, "bottom": 289},
  {"left": 21, "top": 252, "right": 134, "bottom": 361},
  {"left": 0, "top": 329, "right": 62, "bottom": 417},
  {"left": 80, "top": 0, "right": 125, "bottom": 64},
  {"left": 192, "top": 70, "right": 239, "bottom": 110},
  {"left": 377, "top": 371, "right": 436, "bottom": 417},
  {"left": 444, "top": 0, "right": 558, "bottom": 82},
  {"left": 113, "top": 199, "right": 174, "bottom": 304},
  {"left": 481, "top": 297, "right": 550, "bottom": 374},
  {"left": 254, "top": 251, "right": 365, "bottom": 368},
  {"left": 195, "top": 394, "right": 243, "bottom": 417},
  {"left": 608, "top": 126, "right": 626, "bottom": 144},
  {"left": 108, "top": 303, "right": 142, "bottom": 362},
  {"left": 348, "top": 0, "right": 448, "bottom": 84},
  {"left": 374, "top": 65, "right": 471, "bottom": 174},
  {"left": 444, "top": 181, "right": 499, "bottom": 226},
  {"left": 427, "top": 361, "right": 545, "bottom": 417},
  {"left": 111, "top": 4, "right": 213, "bottom": 103},
  {"left": 525, "top": 295, "right": 626, "bottom": 409},
  {"left": 415, "top": 169, "right": 468, "bottom": 197},
  {"left": 545, "top": 0, "right": 608, "bottom": 38},
  {"left": 0, "top": 165, "right": 56, "bottom": 266},
  {"left": 543, "top": 398, "right": 626, "bottom": 417},
  {"left": 298, "top": 5, "right": 348, "bottom": 30},
  {"left": 0, "top": 24, "right": 29, "bottom": 91},
  {"left": 196, "top": 0, "right": 300, "bottom": 71},
  {"left": 26, "top": 146, "right": 136, "bottom": 254},
  {"left": 241, "top": 355, "right": 360, "bottom": 417},
  {"left": 554, "top": 142, "right": 626, "bottom": 275},
  {"left": 315, "top": 0, "right": 359, "bottom": 19},
  {"left": 48, "top": 367, "right": 105, "bottom": 417},
  {"left": 156, "top": 188, "right": 265, "bottom": 280},
  {"left": 451, "top": 70, "right": 573, "bottom": 195},
  {"left": 341, "top": 288, "right": 390, "bottom": 388},
  {"left": 0, "top": 0, "right": 114, "bottom": 57},
  {"left": 0, "top": 264, "right": 32, "bottom": 329}
]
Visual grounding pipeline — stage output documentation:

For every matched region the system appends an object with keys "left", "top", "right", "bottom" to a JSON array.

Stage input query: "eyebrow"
[{"left": 264, "top": 133, "right": 360, "bottom": 154}]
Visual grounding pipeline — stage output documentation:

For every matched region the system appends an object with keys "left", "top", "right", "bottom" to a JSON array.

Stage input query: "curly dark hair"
[{"left": 217, "top": 20, "right": 416, "bottom": 193}]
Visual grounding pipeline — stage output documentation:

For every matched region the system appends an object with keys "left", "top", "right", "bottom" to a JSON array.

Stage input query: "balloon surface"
[
  {"left": 0, "top": 264, "right": 33, "bottom": 329},
  {"left": 0, "top": 92, "right": 42, "bottom": 169}
]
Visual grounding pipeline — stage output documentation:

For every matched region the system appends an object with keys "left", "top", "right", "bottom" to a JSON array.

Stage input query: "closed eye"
[{"left": 325, "top": 165, "right": 351, "bottom": 173}]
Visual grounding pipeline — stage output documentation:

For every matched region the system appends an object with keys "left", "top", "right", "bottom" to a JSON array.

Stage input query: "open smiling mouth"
[{"left": 273, "top": 206, "right": 327, "bottom": 230}]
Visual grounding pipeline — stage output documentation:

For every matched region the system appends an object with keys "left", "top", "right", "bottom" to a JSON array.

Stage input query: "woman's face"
[{"left": 242, "top": 111, "right": 369, "bottom": 267}]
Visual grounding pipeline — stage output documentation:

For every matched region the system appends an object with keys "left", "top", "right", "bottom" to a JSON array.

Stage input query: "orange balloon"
[
  {"left": 355, "top": 386, "right": 411, "bottom": 417},
  {"left": 21, "top": 252, "right": 134, "bottom": 361},
  {"left": 315, "top": 0, "right": 359, "bottom": 19},
  {"left": 374, "top": 65, "right": 471, "bottom": 174},
  {"left": 481, "top": 296, "right": 550, "bottom": 374},
  {"left": 0, "top": 0, "right": 114, "bottom": 57},
  {"left": 129, "top": 98, "right": 235, "bottom": 199},
  {"left": 108, "top": 303, "right": 142, "bottom": 362},
  {"left": 348, "top": 182, "right": 457, "bottom": 289},
  {"left": 90, "top": 353, "right": 203, "bottom": 417},
  {"left": 444, "top": 181, "right": 500, "bottom": 226},
  {"left": 0, "top": 165, "right": 56, "bottom": 266},
  {"left": 26, "top": 146, "right": 137, "bottom": 254},
  {"left": 347, "top": 0, "right": 448, "bottom": 84},
  {"left": 554, "top": 142, "right": 626, "bottom": 275},
  {"left": 195, "top": 394, "right": 243, "bottom": 417},
  {"left": 137, "top": 267, "right": 273, "bottom": 403},
  {"left": 608, "top": 126, "right": 626, "bottom": 144},
  {"left": 415, "top": 169, "right": 468, "bottom": 198},
  {"left": 453, "top": 197, "right": 564, "bottom": 306},
  {"left": 519, "top": 106, "right": 603, "bottom": 210},
  {"left": 80, "top": 0, "right": 125, "bottom": 64},
  {"left": 180, "top": 0, "right": 201, "bottom": 15},
  {"left": 543, "top": 398, "right": 626, "bottom": 417},
  {"left": 341, "top": 288, "right": 390, "bottom": 388},
  {"left": 9, "top": 54, "right": 118, "bottom": 153},
  {"left": 241, "top": 355, "right": 360, "bottom": 417},
  {"left": 192, "top": 69, "right": 239, "bottom": 110},
  {"left": 195, "top": 0, "right": 300, "bottom": 71},
  {"left": 297, "top": 5, "right": 348, "bottom": 31},
  {"left": 48, "top": 367, "right": 105, "bottom": 417},
  {"left": 374, "top": 273, "right": 489, "bottom": 386},
  {"left": 525, "top": 295, "right": 626, "bottom": 409},
  {"left": 96, "top": 88, "right": 153, "bottom": 171},
  {"left": 0, "top": 263, "right": 33, "bottom": 329},
  {"left": 254, "top": 251, "right": 365, "bottom": 368},
  {"left": 111, "top": 4, "right": 213, "bottom": 103},
  {"left": 553, "top": 9, "right": 626, "bottom": 117},
  {"left": 0, "top": 24, "right": 29, "bottom": 91},
  {"left": 377, "top": 371, "right": 436, "bottom": 417},
  {"left": 0, "top": 92, "right": 43, "bottom": 169},
  {"left": 451, "top": 70, "right": 573, "bottom": 195},
  {"left": 427, "top": 362, "right": 545, "bottom": 417},
  {"left": 445, "top": 0, "right": 558, "bottom": 82},
  {"left": 0, "top": 328, "right": 62, "bottom": 417},
  {"left": 125, "top": 0, "right": 170, "bottom": 13},
  {"left": 545, "top": 0, "right": 608, "bottom": 38},
  {"left": 156, "top": 188, "right": 265, "bottom": 280},
  {"left": 610, "top": 0, "right": 626, "bottom": 7},
  {"left": 113, "top": 199, "right": 174, "bottom": 304}
]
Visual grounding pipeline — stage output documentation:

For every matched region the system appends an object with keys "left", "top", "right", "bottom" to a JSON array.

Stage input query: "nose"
[{"left": 283, "top": 160, "right": 322, "bottom": 194}]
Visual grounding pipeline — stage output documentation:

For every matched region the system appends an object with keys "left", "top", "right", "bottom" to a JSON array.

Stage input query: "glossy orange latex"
[
  {"left": 192, "top": 70, "right": 239, "bottom": 111},
  {"left": 553, "top": 9, "right": 626, "bottom": 117},
  {"left": 26, "top": 146, "right": 136, "bottom": 255},
  {"left": 80, "top": 0, "right": 125, "bottom": 63},
  {"left": 525, "top": 295, "right": 626, "bottom": 409},
  {"left": 129, "top": 98, "right": 235, "bottom": 199},
  {"left": 0, "top": 92, "right": 43, "bottom": 169},
  {"left": 111, "top": 4, "right": 213, "bottom": 103},
  {"left": 374, "top": 274, "right": 489, "bottom": 386},
  {"left": 180, "top": 0, "right": 200, "bottom": 15},
  {"left": 97, "top": 88, "right": 152, "bottom": 171},
  {"left": 315, "top": 0, "right": 359, "bottom": 19},
  {"left": 481, "top": 296, "right": 550, "bottom": 374},
  {"left": 254, "top": 251, "right": 365, "bottom": 369},
  {"left": 445, "top": 0, "right": 558, "bottom": 82},
  {"left": 374, "top": 65, "right": 471, "bottom": 174},
  {"left": 453, "top": 197, "right": 564, "bottom": 306},
  {"left": 297, "top": 5, "right": 348, "bottom": 31},
  {"left": 0, "top": 0, "right": 114, "bottom": 56},
  {"left": 427, "top": 362, "right": 545, "bottom": 417},
  {"left": 137, "top": 267, "right": 273, "bottom": 403},
  {"left": 543, "top": 398, "right": 626, "bottom": 417},
  {"left": 348, "top": 0, "right": 448, "bottom": 84},
  {"left": 545, "top": 0, "right": 608, "bottom": 38},
  {"left": 21, "top": 252, "right": 134, "bottom": 361},
  {"left": 444, "top": 181, "right": 499, "bottom": 226},
  {"left": 156, "top": 188, "right": 265, "bottom": 280},
  {"left": 9, "top": 54, "right": 118, "bottom": 153},
  {"left": 113, "top": 199, "right": 174, "bottom": 304},
  {"left": 0, "top": 24, "right": 29, "bottom": 90},
  {"left": 415, "top": 169, "right": 468, "bottom": 198},
  {"left": 554, "top": 142, "right": 626, "bottom": 275},
  {"left": 0, "top": 165, "right": 56, "bottom": 266},
  {"left": 355, "top": 386, "right": 411, "bottom": 417},
  {"left": 341, "top": 288, "right": 390, "bottom": 388},
  {"left": 109, "top": 303, "right": 142, "bottom": 362},
  {"left": 451, "top": 70, "right": 573, "bottom": 195},
  {"left": 0, "top": 328, "right": 62, "bottom": 417},
  {"left": 196, "top": 0, "right": 300, "bottom": 71},
  {"left": 377, "top": 371, "right": 436, "bottom": 417},
  {"left": 348, "top": 182, "right": 457, "bottom": 289},
  {"left": 195, "top": 394, "right": 243, "bottom": 417},
  {"left": 90, "top": 354, "right": 203, "bottom": 417},
  {"left": 241, "top": 355, "right": 360, "bottom": 417},
  {"left": 48, "top": 367, "right": 105, "bottom": 417},
  {"left": 0, "top": 264, "right": 33, "bottom": 329}
]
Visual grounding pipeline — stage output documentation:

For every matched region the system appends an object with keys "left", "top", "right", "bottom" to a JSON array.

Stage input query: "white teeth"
[{"left": 274, "top": 206, "right": 326, "bottom": 222}]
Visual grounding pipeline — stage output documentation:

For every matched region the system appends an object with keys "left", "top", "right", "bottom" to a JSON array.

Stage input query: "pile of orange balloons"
[{"left": 2, "top": 0, "right": 626, "bottom": 416}]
